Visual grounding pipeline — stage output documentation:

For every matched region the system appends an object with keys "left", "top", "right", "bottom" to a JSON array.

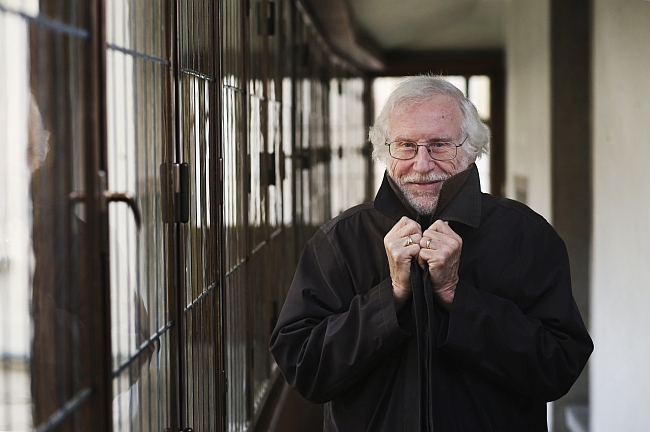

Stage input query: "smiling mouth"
[
  {"left": 407, "top": 181, "right": 444, "bottom": 193},
  {"left": 407, "top": 177, "right": 447, "bottom": 187},
  {"left": 412, "top": 180, "right": 441, "bottom": 185}
]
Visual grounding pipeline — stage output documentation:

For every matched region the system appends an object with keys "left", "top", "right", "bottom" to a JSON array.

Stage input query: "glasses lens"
[
  {"left": 390, "top": 142, "right": 417, "bottom": 160},
  {"left": 427, "top": 142, "right": 456, "bottom": 161}
]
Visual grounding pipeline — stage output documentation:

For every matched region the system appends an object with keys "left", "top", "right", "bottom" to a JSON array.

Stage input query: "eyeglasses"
[{"left": 385, "top": 135, "right": 468, "bottom": 161}]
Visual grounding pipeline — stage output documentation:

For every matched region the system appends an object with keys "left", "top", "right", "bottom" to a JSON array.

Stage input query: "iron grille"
[{"left": 105, "top": 0, "right": 173, "bottom": 430}]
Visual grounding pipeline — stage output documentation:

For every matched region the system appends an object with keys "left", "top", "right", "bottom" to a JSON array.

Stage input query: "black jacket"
[{"left": 270, "top": 164, "right": 593, "bottom": 431}]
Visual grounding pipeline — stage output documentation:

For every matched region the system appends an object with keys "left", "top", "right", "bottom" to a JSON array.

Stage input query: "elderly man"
[{"left": 270, "top": 76, "right": 592, "bottom": 431}]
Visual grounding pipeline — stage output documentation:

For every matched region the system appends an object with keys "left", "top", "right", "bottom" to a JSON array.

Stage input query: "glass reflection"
[
  {"left": 106, "top": 1, "right": 170, "bottom": 430},
  {"left": 0, "top": 10, "right": 34, "bottom": 430}
]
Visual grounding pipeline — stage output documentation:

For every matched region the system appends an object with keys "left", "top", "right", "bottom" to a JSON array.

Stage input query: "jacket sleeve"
[
  {"left": 438, "top": 222, "right": 593, "bottom": 401},
  {"left": 269, "top": 229, "right": 411, "bottom": 403}
]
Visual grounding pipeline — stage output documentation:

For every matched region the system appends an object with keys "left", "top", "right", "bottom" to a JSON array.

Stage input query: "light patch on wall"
[{"left": 514, "top": 175, "right": 528, "bottom": 204}]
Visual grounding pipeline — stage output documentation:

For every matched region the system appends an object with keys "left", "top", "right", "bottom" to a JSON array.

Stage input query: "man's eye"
[
  {"left": 399, "top": 141, "right": 417, "bottom": 149},
  {"left": 428, "top": 142, "right": 451, "bottom": 151}
]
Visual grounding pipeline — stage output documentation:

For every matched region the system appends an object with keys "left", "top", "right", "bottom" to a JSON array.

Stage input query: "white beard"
[
  {"left": 393, "top": 172, "right": 450, "bottom": 215},
  {"left": 388, "top": 154, "right": 473, "bottom": 215}
]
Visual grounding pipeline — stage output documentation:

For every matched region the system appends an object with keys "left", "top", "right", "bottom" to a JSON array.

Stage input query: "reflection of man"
[
  {"left": 270, "top": 76, "right": 593, "bottom": 431},
  {"left": 27, "top": 92, "right": 154, "bottom": 429}
]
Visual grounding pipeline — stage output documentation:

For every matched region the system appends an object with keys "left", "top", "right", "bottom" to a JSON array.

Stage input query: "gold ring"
[
  {"left": 406, "top": 236, "right": 413, "bottom": 247},
  {"left": 426, "top": 238, "right": 431, "bottom": 249}
]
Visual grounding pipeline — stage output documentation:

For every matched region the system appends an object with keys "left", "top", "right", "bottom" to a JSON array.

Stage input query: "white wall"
[
  {"left": 591, "top": 1, "right": 650, "bottom": 431},
  {"left": 504, "top": 0, "right": 552, "bottom": 221}
]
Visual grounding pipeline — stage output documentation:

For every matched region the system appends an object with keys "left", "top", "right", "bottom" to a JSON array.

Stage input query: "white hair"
[{"left": 369, "top": 75, "right": 490, "bottom": 166}]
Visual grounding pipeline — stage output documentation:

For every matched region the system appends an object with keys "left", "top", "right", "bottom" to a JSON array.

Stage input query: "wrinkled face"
[{"left": 387, "top": 95, "right": 475, "bottom": 215}]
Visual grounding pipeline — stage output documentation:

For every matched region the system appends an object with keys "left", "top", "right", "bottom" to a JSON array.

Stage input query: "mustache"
[{"left": 399, "top": 173, "right": 450, "bottom": 183}]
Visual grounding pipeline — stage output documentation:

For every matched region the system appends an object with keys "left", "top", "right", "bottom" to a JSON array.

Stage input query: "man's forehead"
[
  {"left": 388, "top": 96, "right": 463, "bottom": 136},
  {"left": 390, "top": 95, "right": 461, "bottom": 120}
]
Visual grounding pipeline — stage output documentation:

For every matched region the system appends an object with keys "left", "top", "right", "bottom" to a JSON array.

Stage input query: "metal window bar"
[
  {"left": 177, "top": 0, "right": 222, "bottom": 430},
  {"left": 222, "top": 0, "right": 249, "bottom": 428},
  {"left": 105, "top": 0, "right": 172, "bottom": 431}
]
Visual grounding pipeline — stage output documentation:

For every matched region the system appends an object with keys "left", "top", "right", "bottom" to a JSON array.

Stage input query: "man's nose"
[{"left": 412, "top": 146, "right": 437, "bottom": 172}]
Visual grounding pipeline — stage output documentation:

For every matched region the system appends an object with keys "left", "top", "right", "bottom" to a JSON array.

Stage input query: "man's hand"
[
  {"left": 419, "top": 220, "right": 462, "bottom": 311},
  {"left": 384, "top": 216, "right": 422, "bottom": 311}
]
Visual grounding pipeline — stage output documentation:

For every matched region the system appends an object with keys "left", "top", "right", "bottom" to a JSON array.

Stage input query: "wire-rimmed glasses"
[{"left": 385, "top": 135, "right": 468, "bottom": 161}]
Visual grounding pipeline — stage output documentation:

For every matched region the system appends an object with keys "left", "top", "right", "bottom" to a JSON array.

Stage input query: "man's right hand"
[{"left": 384, "top": 216, "right": 422, "bottom": 311}]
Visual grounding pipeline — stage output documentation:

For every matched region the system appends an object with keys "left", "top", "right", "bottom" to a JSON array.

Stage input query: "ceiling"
[
  {"left": 303, "top": 0, "right": 506, "bottom": 74},
  {"left": 348, "top": 0, "right": 505, "bottom": 52}
]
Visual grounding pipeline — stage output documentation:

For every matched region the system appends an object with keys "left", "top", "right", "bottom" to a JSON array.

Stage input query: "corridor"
[{"left": 1, "top": 0, "right": 649, "bottom": 431}]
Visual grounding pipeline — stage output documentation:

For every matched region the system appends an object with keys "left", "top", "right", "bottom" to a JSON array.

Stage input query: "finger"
[
  {"left": 393, "top": 229, "right": 423, "bottom": 249},
  {"left": 385, "top": 233, "right": 422, "bottom": 260},
  {"left": 425, "top": 221, "right": 461, "bottom": 243},
  {"left": 419, "top": 230, "right": 461, "bottom": 261},
  {"left": 431, "top": 220, "right": 459, "bottom": 236},
  {"left": 419, "top": 243, "right": 453, "bottom": 262},
  {"left": 386, "top": 230, "right": 422, "bottom": 246},
  {"left": 393, "top": 216, "right": 419, "bottom": 231},
  {"left": 387, "top": 218, "right": 422, "bottom": 241},
  {"left": 424, "top": 236, "right": 461, "bottom": 258},
  {"left": 386, "top": 217, "right": 410, "bottom": 238},
  {"left": 431, "top": 219, "right": 451, "bottom": 232},
  {"left": 417, "top": 253, "right": 427, "bottom": 270},
  {"left": 421, "top": 229, "right": 445, "bottom": 246},
  {"left": 405, "top": 233, "right": 423, "bottom": 246}
]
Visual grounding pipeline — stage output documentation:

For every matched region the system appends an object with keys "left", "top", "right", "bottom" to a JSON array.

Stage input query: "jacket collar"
[{"left": 374, "top": 163, "right": 482, "bottom": 229}]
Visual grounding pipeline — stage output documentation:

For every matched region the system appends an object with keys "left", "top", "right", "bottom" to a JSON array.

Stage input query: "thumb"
[{"left": 417, "top": 253, "right": 426, "bottom": 270}]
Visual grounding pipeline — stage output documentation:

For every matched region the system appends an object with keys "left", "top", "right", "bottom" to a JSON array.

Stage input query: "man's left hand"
[{"left": 418, "top": 220, "right": 462, "bottom": 311}]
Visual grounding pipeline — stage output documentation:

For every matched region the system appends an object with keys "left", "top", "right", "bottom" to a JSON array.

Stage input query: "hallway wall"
[
  {"left": 591, "top": 1, "right": 650, "bottom": 430},
  {"left": 505, "top": 2, "right": 592, "bottom": 431},
  {"left": 506, "top": 1, "right": 650, "bottom": 430},
  {"left": 504, "top": 0, "right": 552, "bottom": 220}
]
